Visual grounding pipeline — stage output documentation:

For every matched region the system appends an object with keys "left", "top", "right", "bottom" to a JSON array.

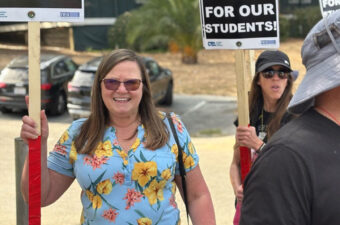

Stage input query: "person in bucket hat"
[{"left": 239, "top": 11, "right": 340, "bottom": 225}]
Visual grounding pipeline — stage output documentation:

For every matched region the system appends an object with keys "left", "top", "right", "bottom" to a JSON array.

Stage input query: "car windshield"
[
  {"left": 0, "top": 68, "right": 28, "bottom": 83},
  {"left": 71, "top": 71, "right": 95, "bottom": 87}
]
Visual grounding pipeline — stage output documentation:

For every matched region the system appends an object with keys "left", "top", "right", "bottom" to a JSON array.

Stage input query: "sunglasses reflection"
[
  {"left": 102, "top": 78, "right": 142, "bottom": 91},
  {"left": 261, "top": 70, "right": 291, "bottom": 79}
]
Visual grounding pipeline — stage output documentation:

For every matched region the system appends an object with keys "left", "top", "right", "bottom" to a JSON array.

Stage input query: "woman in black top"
[{"left": 230, "top": 50, "right": 295, "bottom": 205}]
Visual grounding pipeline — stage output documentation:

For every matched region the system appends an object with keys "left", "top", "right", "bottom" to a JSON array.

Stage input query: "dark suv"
[
  {"left": 67, "top": 56, "right": 173, "bottom": 120},
  {"left": 0, "top": 54, "right": 78, "bottom": 115}
]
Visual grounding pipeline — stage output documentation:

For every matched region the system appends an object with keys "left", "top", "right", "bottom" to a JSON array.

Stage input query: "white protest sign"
[
  {"left": 199, "top": 0, "right": 279, "bottom": 49},
  {"left": 319, "top": 0, "right": 340, "bottom": 17},
  {"left": 0, "top": 0, "right": 84, "bottom": 22}
]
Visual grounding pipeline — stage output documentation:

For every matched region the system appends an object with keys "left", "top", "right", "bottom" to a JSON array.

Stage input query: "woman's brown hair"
[
  {"left": 74, "top": 49, "right": 169, "bottom": 154},
  {"left": 248, "top": 71, "right": 293, "bottom": 140}
]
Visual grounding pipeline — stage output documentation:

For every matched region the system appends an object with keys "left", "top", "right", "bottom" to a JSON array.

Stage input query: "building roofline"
[{"left": 0, "top": 17, "right": 116, "bottom": 33}]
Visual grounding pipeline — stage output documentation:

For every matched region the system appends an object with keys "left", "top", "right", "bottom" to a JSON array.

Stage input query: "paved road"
[{"left": 159, "top": 94, "right": 237, "bottom": 136}]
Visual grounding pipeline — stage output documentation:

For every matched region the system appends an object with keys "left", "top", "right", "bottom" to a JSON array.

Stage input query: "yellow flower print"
[
  {"left": 86, "top": 190, "right": 94, "bottom": 201},
  {"left": 171, "top": 144, "right": 179, "bottom": 161},
  {"left": 161, "top": 169, "right": 171, "bottom": 181},
  {"left": 96, "top": 179, "right": 112, "bottom": 195},
  {"left": 94, "top": 140, "right": 113, "bottom": 158},
  {"left": 171, "top": 181, "right": 176, "bottom": 194},
  {"left": 124, "top": 159, "right": 128, "bottom": 165},
  {"left": 188, "top": 142, "right": 195, "bottom": 154},
  {"left": 102, "top": 140, "right": 112, "bottom": 150},
  {"left": 131, "top": 138, "right": 141, "bottom": 152},
  {"left": 143, "top": 179, "right": 167, "bottom": 205},
  {"left": 137, "top": 217, "right": 152, "bottom": 225},
  {"left": 158, "top": 111, "right": 165, "bottom": 120},
  {"left": 69, "top": 142, "right": 77, "bottom": 163},
  {"left": 92, "top": 195, "right": 102, "bottom": 209},
  {"left": 59, "top": 131, "right": 69, "bottom": 144},
  {"left": 183, "top": 152, "right": 195, "bottom": 169},
  {"left": 123, "top": 159, "right": 128, "bottom": 165},
  {"left": 117, "top": 150, "right": 128, "bottom": 165},
  {"left": 132, "top": 161, "right": 157, "bottom": 187},
  {"left": 117, "top": 150, "right": 127, "bottom": 158}
]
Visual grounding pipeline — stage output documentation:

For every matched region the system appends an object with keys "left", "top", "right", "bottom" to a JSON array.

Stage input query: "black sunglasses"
[
  {"left": 261, "top": 69, "right": 291, "bottom": 79},
  {"left": 102, "top": 78, "right": 142, "bottom": 91}
]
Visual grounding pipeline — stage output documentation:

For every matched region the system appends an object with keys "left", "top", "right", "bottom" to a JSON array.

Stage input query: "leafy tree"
[{"left": 126, "top": 0, "right": 202, "bottom": 64}]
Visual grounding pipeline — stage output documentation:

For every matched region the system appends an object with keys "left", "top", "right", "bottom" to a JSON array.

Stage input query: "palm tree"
[{"left": 126, "top": 0, "right": 202, "bottom": 64}]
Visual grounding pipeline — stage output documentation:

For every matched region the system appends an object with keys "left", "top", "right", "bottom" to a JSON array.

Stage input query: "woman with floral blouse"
[{"left": 20, "top": 49, "right": 215, "bottom": 225}]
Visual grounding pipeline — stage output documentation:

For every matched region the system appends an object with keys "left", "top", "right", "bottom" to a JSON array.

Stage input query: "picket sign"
[
  {"left": 0, "top": 3, "right": 83, "bottom": 225},
  {"left": 198, "top": 0, "right": 279, "bottom": 183},
  {"left": 28, "top": 22, "right": 41, "bottom": 132},
  {"left": 235, "top": 50, "right": 252, "bottom": 182},
  {"left": 232, "top": 50, "right": 252, "bottom": 225},
  {"left": 199, "top": 1, "right": 280, "bottom": 224},
  {"left": 319, "top": 0, "right": 340, "bottom": 17},
  {"left": 28, "top": 22, "right": 41, "bottom": 225}
]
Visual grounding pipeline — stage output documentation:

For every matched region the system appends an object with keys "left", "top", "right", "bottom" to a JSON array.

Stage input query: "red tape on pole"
[
  {"left": 29, "top": 136, "right": 41, "bottom": 225},
  {"left": 239, "top": 146, "right": 251, "bottom": 183},
  {"left": 233, "top": 145, "right": 251, "bottom": 225}
]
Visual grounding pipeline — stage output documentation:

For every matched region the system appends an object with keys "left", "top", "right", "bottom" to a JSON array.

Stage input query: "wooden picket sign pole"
[
  {"left": 248, "top": 50, "right": 255, "bottom": 78},
  {"left": 235, "top": 50, "right": 250, "bottom": 129},
  {"left": 245, "top": 50, "right": 255, "bottom": 97},
  {"left": 28, "top": 22, "right": 41, "bottom": 131},
  {"left": 235, "top": 49, "right": 251, "bottom": 183},
  {"left": 233, "top": 49, "right": 252, "bottom": 225},
  {"left": 28, "top": 21, "right": 41, "bottom": 225}
]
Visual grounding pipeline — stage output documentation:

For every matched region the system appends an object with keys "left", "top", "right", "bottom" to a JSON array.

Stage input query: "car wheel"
[
  {"left": 160, "top": 82, "right": 173, "bottom": 106},
  {"left": 50, "top": 92, "right": 66, "bottom": 115}
]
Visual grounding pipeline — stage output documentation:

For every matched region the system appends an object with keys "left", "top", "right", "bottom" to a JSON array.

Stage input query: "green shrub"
[
  {"left": 279, "top": 6, "right": 322, "bottom": 41},
  {"left": 279, "top": 15, "right": 290, "bottom": 42},
  {"left": 289, "top": 6, "right": 322, "bottom": 38}
]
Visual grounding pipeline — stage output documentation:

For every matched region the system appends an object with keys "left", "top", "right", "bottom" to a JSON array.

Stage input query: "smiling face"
[
  {"left": 257, "top": 65, "right": 289, "bottom": 104},
  {"left": 101, "top": 60, "right": 143, "bottom": 120}
]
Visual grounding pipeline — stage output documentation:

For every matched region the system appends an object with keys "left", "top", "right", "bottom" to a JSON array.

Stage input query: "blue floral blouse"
[{"left": 47, "top": 112, "right": 199, "bottom": 225}]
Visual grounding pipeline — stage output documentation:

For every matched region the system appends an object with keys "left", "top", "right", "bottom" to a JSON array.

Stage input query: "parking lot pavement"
[
  {"left": 0, "top": 95, "right": 237, "bottom": 225},
  {"left": 159, "top": 94, "right": 238, "bottom": 137}
]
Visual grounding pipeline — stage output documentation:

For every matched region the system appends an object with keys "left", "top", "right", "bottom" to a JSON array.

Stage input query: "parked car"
[
  {"left": 0, "top": 54, "right": 78, "bottom": 115},
  {"left": 67, "top": 56, "right": 173, "bottom": 120}
]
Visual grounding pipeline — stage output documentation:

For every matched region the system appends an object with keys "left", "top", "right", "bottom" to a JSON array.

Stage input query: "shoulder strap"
[{"left": 166, "top": 112, "right": 190, "bottom": 224}]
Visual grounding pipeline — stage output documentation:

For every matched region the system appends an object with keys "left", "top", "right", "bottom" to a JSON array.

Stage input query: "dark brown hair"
[
  {"left": 248, "top": 72, "right": 293, "bottom": 139},
  {"left": 74, "top": 49, "right": 169, "bottom": 154}
]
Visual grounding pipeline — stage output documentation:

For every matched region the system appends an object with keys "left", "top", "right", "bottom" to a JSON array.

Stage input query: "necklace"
[
  {"left": 258, "top": 108, "right": 267, "bottom": 140},
  {"left": 261, "top": 108, "right": 264, "bottom": 131},
  {"left": 316, "top": 106, "right": 340, "bottom": 126}
]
